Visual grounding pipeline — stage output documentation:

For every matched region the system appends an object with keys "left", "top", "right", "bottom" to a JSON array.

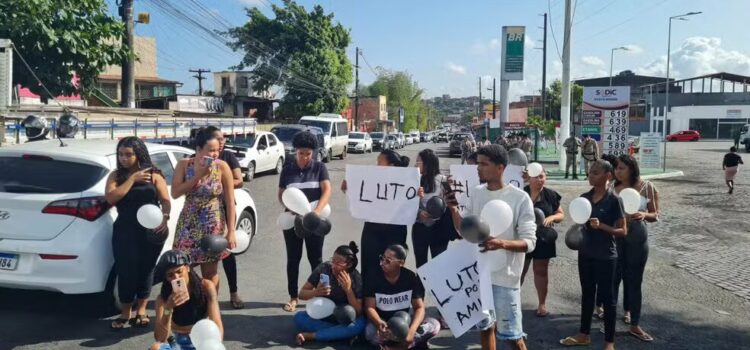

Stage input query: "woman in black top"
[
  {"left": 341, "top": 150, "right": 410, "bottom": 283},
  {"left": 151, "top": 250, "right": 223, "bottom": 350},
  {"left": 521, "top": 166, "right": 564, "bottom": 317},
  {"left": 105, "top": 137, "right": 171, "bottom": 330},
  {"left": 723, "top": 146, "right": 744, "bottom": 194},
  {"left": 561, "top": 159, "right": 626, "bottom": 350},
  {"left": 412, "top": 149, "right": 454, "bottom": 268}
]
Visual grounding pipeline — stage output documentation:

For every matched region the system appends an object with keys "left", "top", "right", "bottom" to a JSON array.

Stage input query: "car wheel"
[
  {"left": 235, "top": 210, "right": 256, "bottom": 254},
  {"left": 324, "top": 149, "right": 332, "bottom": 163},
  {"left": 244, "top": 162, "right": 256, "bottom": 181},
  {"left": 340, "top": 147, "right": 347, "bottom": 159},
  {"left": 274, "top": 158, "right": 283, "bottom": 174}
]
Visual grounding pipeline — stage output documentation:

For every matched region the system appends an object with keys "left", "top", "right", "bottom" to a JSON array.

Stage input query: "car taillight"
[{"left": 42, "top": 196, "right": 112, "bottom": 221}]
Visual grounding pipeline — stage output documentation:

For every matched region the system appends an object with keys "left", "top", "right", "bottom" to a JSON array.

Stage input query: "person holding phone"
[
  {"left": 294, "top": 242, "right": 366, "bottom": 346},
  {"left": 172, "top": 128, "right": 237, "bottom": 291},
  {"left": 105, "top": 137, "right": 171, "bottom": 330},
  {"left": 560, "top": 159, "right": 626, "bottom": 350},
  {"left": 150, "top": 250, "right": 224, "bottom": 350}
]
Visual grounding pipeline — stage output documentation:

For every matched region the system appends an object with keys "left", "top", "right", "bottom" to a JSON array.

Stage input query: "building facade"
[
  {"left": 342, "top": 95, "right": 388, "bottom": 132},
  {"left": 213, "top": 71, "right": 276, "bottom": 121}
]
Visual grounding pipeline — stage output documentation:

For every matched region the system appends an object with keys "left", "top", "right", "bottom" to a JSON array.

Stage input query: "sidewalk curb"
[{"left": 545, "top": 170, "right": 684, "bottom": 186}]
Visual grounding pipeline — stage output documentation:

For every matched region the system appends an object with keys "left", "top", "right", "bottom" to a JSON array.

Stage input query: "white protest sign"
[
  {"left": 418, "top": 240, "right": 494, "bottom": 338},
  {"left": 449, "top": 165, "right": 480, "bottom": 217},
  {"left": 504, "top": 164, "right": 525, "bottom": 188},
  {"left": 345, "top": 165, "right": 421, "bottom": 226}
]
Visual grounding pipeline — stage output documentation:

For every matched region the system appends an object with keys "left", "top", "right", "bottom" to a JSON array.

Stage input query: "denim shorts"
[
  {"left": 492, "top": 285, "right": 526, "bottom": 341},
  {"left": 157, "top": 334, "right": 195, "bottom": 350}
]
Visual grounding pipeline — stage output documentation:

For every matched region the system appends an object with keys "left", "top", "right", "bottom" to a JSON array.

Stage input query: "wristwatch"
[
  {"left": 163, "top": 308, "right": 173, "bottom": 316},
  {"left": 163, "top": 213, "right": 170, "bottom": 220}
]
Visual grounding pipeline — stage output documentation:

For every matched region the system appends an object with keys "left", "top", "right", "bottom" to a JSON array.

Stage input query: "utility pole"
[
  {"left": 559, "top": 0, "right": 573, "bottom": 171},
  {"left": 478, "top": 77, "right": 482, "bottom": 121},
  {"left": 492, "top": 78, "right": 497, "bottom": 120},
  {"left": 355, "top": 47, "right": 360, "bottom": 131},
  {"left": 120, "top": 0, "right": 135, "bottom": 108},
  {"left": 541, "top": 13, "right": 548, "bottom": 120},
  {"left": 190, "top": 69, "right": 211, "bottom": 96}
]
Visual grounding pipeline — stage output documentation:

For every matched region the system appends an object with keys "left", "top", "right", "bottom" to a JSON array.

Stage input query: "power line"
[
  {"left": 358, "top": 50, "right": 379, "bottom": 77},
  {"left": 548, "top": 0, "right": 563, "bottom": 61},
  {"left": 573, "top": 0, "right": 617, "bottom": 25},
  {"left": 581, "top": 0, "right": 671, "bottom": 40}
]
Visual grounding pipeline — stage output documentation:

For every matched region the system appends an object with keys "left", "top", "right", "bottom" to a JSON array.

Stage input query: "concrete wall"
[{"left": 102, "top": 36, "right": 158, "bottom": 78}]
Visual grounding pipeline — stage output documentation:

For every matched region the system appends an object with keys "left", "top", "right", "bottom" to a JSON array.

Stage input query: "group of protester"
[{"left": 104, "top": 125, "right": 669, "bottom": 350}]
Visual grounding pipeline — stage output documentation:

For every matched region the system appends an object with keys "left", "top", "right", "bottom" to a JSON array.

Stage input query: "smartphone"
[
  {"left": 319, "top": 273, "right": 330, "bottom": 287},
  {"left": 202, "top": 156, "right": 214, "bottom": 167},
  {"left": 171, "top": 278, "right": 190, "bottom": 300},
  {"left": 441, "top": 180, "right": 454, "bottom": 194}
]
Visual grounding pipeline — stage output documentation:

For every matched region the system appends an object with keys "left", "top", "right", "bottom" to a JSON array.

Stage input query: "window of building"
[
  {"left": 99, "top": 82, "right": 118, "bottom": 100},
  {"left": 238, "top": 76, "right": 248, "bottom": 89},
  {"left": 221, "top": 76, "right": 230, "bottom": 91}
]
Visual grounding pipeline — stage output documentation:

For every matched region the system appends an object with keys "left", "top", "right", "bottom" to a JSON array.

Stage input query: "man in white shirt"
[{"left": 447, "top": 144, "right": 537, "bottom": 350}]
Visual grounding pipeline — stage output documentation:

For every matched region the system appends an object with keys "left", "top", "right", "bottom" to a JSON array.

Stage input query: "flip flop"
[
  {"left": 623, "top": 315, "right": 631, "bottom": 324},
  {"left": 110, "top": 318, "right": 129, "bottom": 331},
  {"left": 283, "top": 299, "right": 298, "bottom": 312},
  {"left": 560, "top": 336, "right": 591, "bottom": 346},
  {"left": 629, "top": 330, "right": 654, "bottom": 342},
  {"left": 130, "top": 314, "right": 150, "bottom": 328},
  {"left": 536, "top": 309, "right": 549, "bottom": 317},
  {"left": 230, "top": 297, "right": 245, "bottom": 310}
]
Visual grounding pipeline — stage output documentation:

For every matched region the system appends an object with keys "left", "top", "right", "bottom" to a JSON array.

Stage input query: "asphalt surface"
[{"left": 1, "top": 141, "right": 749, "bottom": 350}]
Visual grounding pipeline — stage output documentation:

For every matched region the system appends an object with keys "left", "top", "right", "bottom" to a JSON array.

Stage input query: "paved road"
[{"left": 1, "top": 141, "right": 749, "bottom": 350}]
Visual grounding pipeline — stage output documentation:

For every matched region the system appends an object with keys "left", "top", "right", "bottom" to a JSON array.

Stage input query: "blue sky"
[{"left": 111, "top": 0, "right": 750, "bottom": 99}]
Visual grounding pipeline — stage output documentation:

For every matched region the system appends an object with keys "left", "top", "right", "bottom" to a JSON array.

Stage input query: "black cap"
[{"left": 154, "top": 250, "right": 191, "bottom": 281}]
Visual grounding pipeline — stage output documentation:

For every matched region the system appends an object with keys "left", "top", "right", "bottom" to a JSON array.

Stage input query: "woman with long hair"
[
  {"left": 105, "top": 136, "right": 171, "bottom": 330},
  {"left": 294, "top": 242, "right": 366, "bottom": 346},
  {"left": 342, "top": 149, "right": 411, "bottom": 283},
  {"left": 412, "top": 149, "right": 453, "bottom": 268},
  {"left": 150, "top": 250, "right": 223, "bottom": 350},
  {"left": 171, "top": 128, "right": 237, "bottom": 290},
  {"left": 723, "top": 146, "right": 744, "bottom": 194},
  {"left": 612, "top": 154, "right": 659, "bottom": 342}
]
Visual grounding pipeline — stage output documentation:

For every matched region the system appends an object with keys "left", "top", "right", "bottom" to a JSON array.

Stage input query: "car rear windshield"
[
  {"left": 226, "top": 135, "right": 257, "bottom": 148},
  {"left": 349, "top": 133, "right": 365, "bottom": 139},
  {"left": 371, "top": 132, "right": 384, "bottom": 138},
  {"left": 299, "top": 120, "right": 331, "bottom": 133},
  {"left": 0, "top": 156, "right": 109, "bottom": 193},
  {"left": 272, "top": 128, "right": 301, "bottom": 142}
]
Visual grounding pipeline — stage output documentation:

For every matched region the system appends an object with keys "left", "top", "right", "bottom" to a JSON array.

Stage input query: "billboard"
[
  {"left": 583, "top": 86, "right": 630, "bottom": 156},
  {"left": 500, "top": 26, "right": 525, "bottom": 81}
]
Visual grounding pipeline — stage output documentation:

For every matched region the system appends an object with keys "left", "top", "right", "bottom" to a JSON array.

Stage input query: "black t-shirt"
[
  {"left": 579, "top": 189, "right": 625, "bottom": 260},
  {"left": 364, "top": 267, "right": 424, "bottom": 321},
  {"left": 524, "top": 186, "right": 562, "bottom": 237},
  {"left": 279, "top": 160, "right": 330, "bottom": 203},
  {"left": 723, "top": 152, "right": 744, "bottom": 168},
  {"left": 308, "top": 262, "right": 363, "bottom": 306}
]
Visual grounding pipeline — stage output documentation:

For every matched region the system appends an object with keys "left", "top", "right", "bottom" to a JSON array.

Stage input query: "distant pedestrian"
[
  {"left": 723, "top": 146, "right": 744, "bottom": 194},
  {"left": 563, "top": 133, "right": 582, "bottom": 179},
  {"left": 520, "top": 134, "right": 533, "bottom": 160},
  {"left": 461, "top": 136, "right": 474, "bottom": 164},
  {"left": 581, "top": 134, "right": 599, "bottom": 177},
  {"left": 480, "top": 137, "right": 491, "bottom": 147}
]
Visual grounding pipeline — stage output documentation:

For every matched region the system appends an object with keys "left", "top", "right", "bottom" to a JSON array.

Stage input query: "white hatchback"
[{"left": 0, "top": 139, "right": 258, "bottom": 308}]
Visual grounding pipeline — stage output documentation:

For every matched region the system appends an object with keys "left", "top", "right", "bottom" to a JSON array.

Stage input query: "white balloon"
[
  {"left": 190, "top": 319, "right": 221, "bottom": 349},
  {"left": 526, "top": 162, "right": 544, "bottom": 178},
  {"left": 309, "top": 201, "right": 332, "bottom": 218},
  {"left": 619, "top": 188, "right": 641, "bottom": 215},
  {"left": 136, "top": 204, "right": 162, "bottom": 229},
  {"left": 229, "top": 230, "right": 250, "bottom": 254},
  {"left": 199, "top": 339, "right": 226, "bottom": 350},
  {"left": 282, "top": 188, "right": 312, "bottom": 215},
  {"left": 276, "top": 212, "right": 296, "bottom": 230},
  {"left": 306, "top": 297, "right": 335, "bottom": 319},
  {"left": 569, "top": 197, "right": 593, "bottom": 224},
  {"left": 480, "top": 200, "right": 513, "bottom": 237}
]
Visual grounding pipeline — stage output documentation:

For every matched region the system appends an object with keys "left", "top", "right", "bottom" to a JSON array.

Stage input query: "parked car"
[
  {"left": 396, "top": 132, "right": 406, "bottom": 148},
  {"left": 410, "top": 131, "right": 421, "bottom": 143},
  {"left": 270, "top": 124, "right": 328, "bottom": 163},
  {"left": 225, "top": 131, "right": 284, "bottom": 181},
  {"left": 436, "top": 132, "right": 449, "bottom": 143},
  {"left": 405, "top": 133, "right": 414, "bottom": 145},
  {"left": 370, "top": 132, "right": 387, "bottom": 150},
  {"left": 384, "top": 134, "right": 399, "bottom": 150},
  {"left": 449, "top": 133, "right": 475, "bottom": 156},
  {"left": 420, "top": 132, "right": 431, "bottom": 142},
  {"left": 347, "top": 132, "right": 373, "bottom": 153},
  {"left": 299, "top": 114, "right": 349, "bottom": 160},
  {"left": 0, "top": 140, "right": 258, "bottom": 310},
  {"left": 666, "top": 130, "right": 701, "bottom": 142},
  {"left": 738, "top": 124, "right": 750, "bottom": 152}
]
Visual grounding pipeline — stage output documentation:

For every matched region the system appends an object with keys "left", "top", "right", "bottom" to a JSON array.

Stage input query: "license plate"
[{"left": 0, "top": 253, "right": 18, "bottom": 271}]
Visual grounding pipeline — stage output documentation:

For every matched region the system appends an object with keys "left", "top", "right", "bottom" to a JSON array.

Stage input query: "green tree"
[
  {"left": 0, "top": 0, "right": 129, "bottom": 99},
  {"left": 365, "top": 69, "right": 426, "bottom": 131},
  {"left": 228, "top": 0, "right": 352, "bottom": 118},
  {"left": 527, "top": 115, "right": 556, "bottom": 138},
  {"left": 545, "top": 79, "right": 583, "bottom": 120}
]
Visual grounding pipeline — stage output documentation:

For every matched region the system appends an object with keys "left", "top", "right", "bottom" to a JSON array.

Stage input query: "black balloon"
[
  {"left": 425, "top": 196, "right": 447, "bottom": 218},
  {"left": 333, "top": 304, "right": 356, "bottom": 325},
  {"left": 625, "top": 220, "right": 647, "bottom": 246},
  {"left": 460, "top": 216, "right": 491, "bottom": 244},
  {"left": 507, "top": 148, "right": 528, "bottom": 166},
  {"left": 294, "top": 215, "right": 310, "bottom": 239},
  {"left": 388, "top": 311, "right": 412, "bottom": 341},
  {"left": 200, "top": 235, "right": 228, "bottom": 255},
  {"left": 302, "top": 212, "right": 322, "bottom": 232},
  {"left": 565, "top": 224, "right": 584, "bottom": 250},
  {"left": 145, "top": 228, "right": 168, "bottom": 245},
  {"left": 312, "top": 217, "right": 332, "bottom": 237},
  {"left": 534, "top": 208, "right": 545, "bottom": 227}
]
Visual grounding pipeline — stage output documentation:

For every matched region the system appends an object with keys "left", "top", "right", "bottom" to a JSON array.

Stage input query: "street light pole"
[
  {"left": 609, "top": 46, "right": 628, "bottom": 86},
  {"left": 663, "top": 11, "right": 701, "bottom": 172}
]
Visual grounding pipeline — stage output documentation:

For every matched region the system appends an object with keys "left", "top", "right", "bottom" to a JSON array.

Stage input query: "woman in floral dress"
[{"left": 171, "top": 127, "right": 237, "bottom": 289}]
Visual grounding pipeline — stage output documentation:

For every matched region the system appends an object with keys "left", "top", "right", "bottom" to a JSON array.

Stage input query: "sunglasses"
[{"left": 379, "top": 254, "right": 403, "bottom": 265}]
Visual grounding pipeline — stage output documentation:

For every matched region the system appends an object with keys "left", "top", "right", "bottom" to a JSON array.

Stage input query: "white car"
[
  {"left": 347, "top": 132, "right": 373, "bottom": 153},
  {"left": 0, "top": 140, "right": 258, "bottom": 309},
  {"left": 225, "top": 131, "right": 285, "bottom": 181}
]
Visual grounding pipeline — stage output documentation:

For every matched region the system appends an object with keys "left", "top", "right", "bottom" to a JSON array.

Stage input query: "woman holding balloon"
[
  {"left": 105, "top": 136, "right": 171, "bottom": 330},
  {"left": 561, "top": 159, "right": 626, "bottom": 350},
  {"left": 612, "top": 154, "right": 659, "bottom": 342},
  {"left": 278, "top": 131, "right": 332, "bottom": 313},
  {"left": 521, "top": 164, "right": 564, "bottom": 317},
  {"left": 412, "top": 149, "right": 454, "bottom": 268}
]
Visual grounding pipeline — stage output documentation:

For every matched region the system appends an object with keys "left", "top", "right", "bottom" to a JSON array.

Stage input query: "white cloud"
[
  {"left": 624, "top": 44, "right": 644, "bottom": 55},
  {"left": 581, "top": 56, "right": 605, "bottom": 67},
  {"left": 490, "top": 38, "right": 501, "bottom": 49},
  {"left": 445, "top": 62, "right": 467, "bottom": 75},
  {"left": 525, "top": 34, "right": 536, "bottom": 50},
  {"left": 637, "top": 37, "right": 750, "bottom": 78},
  {"left": 471, "top": 38, "right": 503, "bottom": 55}
]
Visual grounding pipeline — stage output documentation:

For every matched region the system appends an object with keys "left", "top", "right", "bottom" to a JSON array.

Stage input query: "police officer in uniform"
[
  {"left": 581, "top": 134, "right": 599, "bottom": 178},
  {"left": 563, "top": 132, "right": 582, "bottom": 179}
]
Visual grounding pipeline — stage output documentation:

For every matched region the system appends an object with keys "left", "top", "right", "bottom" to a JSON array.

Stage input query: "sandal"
[
  {"left": 623, "top": 314, "right": 631, "bottom": 324},
  {"left": 130, "top": 314, "right": 150, "bottom": 328},
  {"left": 560, "top": 336, "right": 591, "bottom": 346},
  {"left": 629, "top": 329, "right": 654, "bottom": 342},
  {"left": 230, "top": 296, "right": 245, "bottom": 310},
  {"left": 536, "top": 308, "right": 549, "bottom": 317},
  {"left": 283, "top": 299, "right": 298, "bottom": 312},
  {"left": 110, "top": 318, "right": 129, "bottom": 330}
]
